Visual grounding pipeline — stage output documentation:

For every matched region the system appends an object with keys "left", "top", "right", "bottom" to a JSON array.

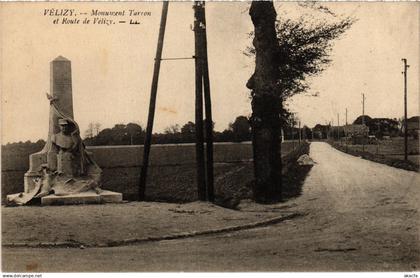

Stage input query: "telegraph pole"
[
  {"left": 139, "top": 2, "right": 169, "bottom": 200},
  {"left": 362, "top": 93, "right": 366, "bottom": 151},
  {"left": 291, "top": 114, "right": 295, "bottom": 148},
  {"left": 193, "top": 1, "right": 207, "bottom": 201},
  {"left": 402, "top": 58, "right": 409, "bottom": 161},
  {"left": 362, "top": 93, "right": 365, "bottom": 124},
  {"left": 345, "top": 108, "right": 348, "bottom": 149},
  {"left": 337, "top": 113, "right": 340, "bottom": 140},
  {"left": 140, "top": 2, "right": 214, "bottom": 202},
  {"left": 345, "top": 108, "right": 348, "bottom": 125},
  {"left": 200, "top": 2, "right": 214, "bottom": 201},
  {"left": 298, "top": 121, "right": 301, "bottom": 143}
]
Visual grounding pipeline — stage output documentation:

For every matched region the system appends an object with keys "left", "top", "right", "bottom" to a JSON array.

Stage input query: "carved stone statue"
[
  {"left": 6, "top": 56, "right": 103, "bottom": 205},
  {"left": 53, "top": 118, "right": 79, "bottom": 177}
]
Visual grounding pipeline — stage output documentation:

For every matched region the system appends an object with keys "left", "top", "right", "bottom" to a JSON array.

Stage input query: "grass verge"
[{"left": 329, "top": 141, "right": 419, "bottom": 172}]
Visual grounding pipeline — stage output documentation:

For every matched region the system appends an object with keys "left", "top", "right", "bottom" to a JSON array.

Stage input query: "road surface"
[{"left": 3, "top": 142, "right": 419, "bottom": 272}]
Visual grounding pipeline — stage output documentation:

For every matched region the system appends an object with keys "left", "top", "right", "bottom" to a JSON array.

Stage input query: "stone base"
[{"left": 41, "top": 190, "right": 123, "bottom": 206}]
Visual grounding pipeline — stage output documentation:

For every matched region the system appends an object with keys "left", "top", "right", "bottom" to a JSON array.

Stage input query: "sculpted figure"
[
  {"left": 6, "top": 94, "right": 102, "bottom": 205},
  {"left": 52, "top": 118, "right": 79, "bottom": 176}
]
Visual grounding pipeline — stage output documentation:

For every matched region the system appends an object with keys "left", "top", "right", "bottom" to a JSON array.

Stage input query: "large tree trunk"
[{"left": 247, "top": 1, "right": 282, "bottom": 203}]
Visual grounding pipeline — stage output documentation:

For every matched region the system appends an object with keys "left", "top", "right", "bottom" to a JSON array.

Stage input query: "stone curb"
[{"left": 3, "top": 212, "right": 305, "bottom": 249}]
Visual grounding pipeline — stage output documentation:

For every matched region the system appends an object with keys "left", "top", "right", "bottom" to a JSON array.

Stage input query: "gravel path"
[{"left": 3, "top": 142, "right": 419, "bottom": 272}]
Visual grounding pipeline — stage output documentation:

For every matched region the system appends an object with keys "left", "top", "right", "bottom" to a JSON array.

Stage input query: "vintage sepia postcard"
[{"left": 1, "top": 1, "right": 419, "bottom": 276}]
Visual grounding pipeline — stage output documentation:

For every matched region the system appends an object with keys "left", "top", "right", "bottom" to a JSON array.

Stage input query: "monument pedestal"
[{"left": 41, "top": 190, "right": 123, "bottom": 206}]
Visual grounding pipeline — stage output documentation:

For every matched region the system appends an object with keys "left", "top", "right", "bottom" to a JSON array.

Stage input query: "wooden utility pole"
[
  {"left": 345, "top": 108, "right": 348, "bottom": 149},
  {"left": 337, "top": 113, "right": 340, "bottom": 140},
  {"left": 298, "top": 121, "right": 301, "bottom": 143},
  {"left": 362, "top": 94, "right": 365, "bottom": 124},
  {"left": 345, "top": 109, "right": 348, "bottom": 152},
  {"left": 402, "top": 58, "right": 409, "bottom": 161},
  {"left": 193, "top": 1, "right": 207, "bottom": 201},
  {"left": 139, "top": 2, "right": 169, "bottom": 200},
  {"left": 362, "top": 93, "right": 365, "bottom": 151},
  {"left": 291, "top": 114, "right": 295, "bottom": 148},
  {"left": 345, "top": 108, "right": 348, "bottom": 125},
  {"left": 200, "top": 2, "right": 215, "bottom": 202}
]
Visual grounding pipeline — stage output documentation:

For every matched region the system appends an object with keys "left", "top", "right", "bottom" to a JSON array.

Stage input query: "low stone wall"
[
  {"left": 2, "top": 142, "right": 254, "bottom": 202},
  {"left": 89, "top": 142, "right": 254, "bottom": 202},
  {"left": 1, "top": 141, "right": 306, "bottom": 203},
  {"left": 87, "top": 142, "right": 253, "bottom": 168}
]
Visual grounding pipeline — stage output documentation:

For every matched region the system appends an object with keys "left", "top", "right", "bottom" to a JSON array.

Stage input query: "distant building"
[
  {"left": 353, "top": 115, "right": 372, "bottom": 126},
  {"left": 353, "top": 115, "right": 399, "bottom": 137},
  {"left": 369, "top": 118, "right": 399, "bottom": 137},
  {"left": 312, "top": 124, "right": 330, "bottom": 139}
]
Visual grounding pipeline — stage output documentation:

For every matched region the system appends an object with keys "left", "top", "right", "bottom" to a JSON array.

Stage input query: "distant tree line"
[
  {"left": 2, "top": 115, "right": 308, "bottom": 153},
  {"left": 0, "top": 116, "right": 253, "bottom": 151},
  {"left": 1, "top": 139, "right": 46, "bottom": 156},
  {"left": 81, "top": 115, "right": 308, "bottom": 146},
  {"left": 82, "top": 116, "right": 255, "bottom": 146}
]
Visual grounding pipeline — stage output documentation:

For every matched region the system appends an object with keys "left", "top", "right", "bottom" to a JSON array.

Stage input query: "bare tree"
[
  {"left": 94, "top": 123, "right": 101, "bottom": 136},
  {"left": 164, "top": 124, "right": 180, "bottom": 134},
  {"left": 84, "top": 123, "right": 95, "bottom": 139}
]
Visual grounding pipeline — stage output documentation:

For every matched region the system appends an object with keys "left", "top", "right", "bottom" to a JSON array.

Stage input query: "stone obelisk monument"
[
  {"left": 25, "top": 56, "right": 74, "bottom": 190},
  {"left": 7, "top": 56, "right": 122, "bottom": 206}
]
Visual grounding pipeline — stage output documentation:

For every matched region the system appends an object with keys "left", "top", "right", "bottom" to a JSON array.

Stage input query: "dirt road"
[{"left": 3, "top": 142, "right": 419, "bottom": 272}]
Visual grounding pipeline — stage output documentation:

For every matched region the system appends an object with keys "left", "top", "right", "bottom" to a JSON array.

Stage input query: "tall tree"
[
  {"left": 247, "top": 2, "right": 353, "bottom": 202},
  {"left": 181, "top": 121, "right": 195, "bottom": 134},
  {"left": 247, "top": 2, "right": 282, "bottom": 203}
]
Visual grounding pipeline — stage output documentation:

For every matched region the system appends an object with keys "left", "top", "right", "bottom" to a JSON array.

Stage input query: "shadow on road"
[{"left": 281, "top": 163, "right": 313, "bottom": 201}]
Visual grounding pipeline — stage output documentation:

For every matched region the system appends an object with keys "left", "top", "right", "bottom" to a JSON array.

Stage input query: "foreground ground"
[{"left": 2, "top": 142, "right": 419, "bottom": 272}]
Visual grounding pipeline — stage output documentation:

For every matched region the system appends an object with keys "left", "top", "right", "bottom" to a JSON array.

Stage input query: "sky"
[{"left": 1, "top": 2, "right": 419, "bottom": 143}]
